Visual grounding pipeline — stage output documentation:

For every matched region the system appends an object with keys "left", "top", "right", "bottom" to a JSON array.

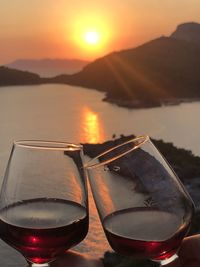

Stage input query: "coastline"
[{"left": 103, "top": 95, "right": 200, "bottom": 109}]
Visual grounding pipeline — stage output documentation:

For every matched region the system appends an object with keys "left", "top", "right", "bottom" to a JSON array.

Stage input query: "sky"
[{"left": 0, "top": 0, "right": 200, "bottom": 64}]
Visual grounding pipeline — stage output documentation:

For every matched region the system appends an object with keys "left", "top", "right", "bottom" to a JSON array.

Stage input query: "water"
[{"left": 0, "top": 84, "right": 200, "bottom": 265}]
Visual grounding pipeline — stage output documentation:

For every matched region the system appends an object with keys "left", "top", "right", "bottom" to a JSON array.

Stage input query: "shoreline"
[
  {"left": 103, "top": 95, "right": 200, "bottom": 109},
  {"left": 1, "top": 72, "right": 200, "bottom": 110}
]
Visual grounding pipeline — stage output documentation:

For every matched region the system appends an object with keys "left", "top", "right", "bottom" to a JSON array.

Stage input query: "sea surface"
[{"left": 0, "top": 84, "right": 200, "bottom": 265}]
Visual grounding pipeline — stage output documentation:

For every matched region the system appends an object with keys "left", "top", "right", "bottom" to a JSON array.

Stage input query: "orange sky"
[{"left": 0, "top": 0, "right": 200, "bottom": 64}]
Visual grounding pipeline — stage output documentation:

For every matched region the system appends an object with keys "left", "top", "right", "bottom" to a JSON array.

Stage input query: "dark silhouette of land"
[
  {"left": 1, "top": 22, "right": 200, "bottom": 108},
  {"left": 171, "top": 22, "right": 200, "bottom": 44},
  {"left": 6, "top": 58, "right": 89, "bottom": 77},
  {"left": 0, "top": 66, "right": 41, "bottom": 86}
]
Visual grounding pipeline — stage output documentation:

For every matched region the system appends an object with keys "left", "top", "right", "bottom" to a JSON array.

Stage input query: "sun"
[
  {"left": 70, "top": 14, "right": 111, "bottom": 58},
  {"left": 84, "top": 31, "right": 100, "bottom": 45}
]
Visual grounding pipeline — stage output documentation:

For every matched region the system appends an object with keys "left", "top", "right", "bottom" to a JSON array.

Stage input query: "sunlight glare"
[
  {"left": 84, "top": 31, "right": 100, "bottom": 45},
  {"left": 81, "top": 106, "right": 105, "bottom": 144},
  {"left": 71, "top": 14, "right": 110, "bottom": 58}
]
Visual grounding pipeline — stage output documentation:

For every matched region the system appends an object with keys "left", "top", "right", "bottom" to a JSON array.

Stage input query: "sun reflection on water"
[{"left": 81, "top": 106, "right": 105, "bottom": 144}]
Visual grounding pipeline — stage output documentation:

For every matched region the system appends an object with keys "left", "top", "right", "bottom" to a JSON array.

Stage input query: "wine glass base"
[
  {"left": 156, "top": 254, "right": 179, "bottom": 266},
  {"left": 31, "top": 264, "right": 49, "bottom": 267}
]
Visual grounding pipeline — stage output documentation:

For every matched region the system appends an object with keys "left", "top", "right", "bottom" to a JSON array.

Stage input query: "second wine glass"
[
  {"left": 85, "top": 135, "right": 194, "bottom": 266},
  {"left": 0, "top": 141, "right": 88, "bottom": 266}
]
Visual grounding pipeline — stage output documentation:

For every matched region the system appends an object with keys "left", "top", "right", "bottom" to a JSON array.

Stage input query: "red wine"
[
  {"left": 0, "top": 198, "right": 88, "bottom": 264},
  {"left": 103, "top": 208, "right": 190, "bottom": 261}
]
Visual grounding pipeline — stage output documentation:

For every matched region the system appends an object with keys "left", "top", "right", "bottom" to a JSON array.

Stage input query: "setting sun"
[
  {"left": 84, "top": 31, "right": 100, "bottom": 45},
  {"left": 70, "top": 13, "right": 111, "bottom": 59}
]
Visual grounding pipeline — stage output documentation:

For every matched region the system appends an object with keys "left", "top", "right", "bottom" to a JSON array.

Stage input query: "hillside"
[
  {"left": 0, "top": 66, "right": 41, "bottom": 86},
  {"left": 171, "top": 22, "right": 200, "bottom": 44},
  {"left": 6, "top": 58, "right": 89, "bottom": 77},
  {"left": 50, "top": 35, "right": 200, "bottom": 107}
]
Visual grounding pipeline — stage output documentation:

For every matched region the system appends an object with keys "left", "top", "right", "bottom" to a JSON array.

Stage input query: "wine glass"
[
  {"left": 85, "top": 135, "right": 194, "bottom": 266},
  {"left": 0, "top": 141, "right": 88, "bottom": 267}
]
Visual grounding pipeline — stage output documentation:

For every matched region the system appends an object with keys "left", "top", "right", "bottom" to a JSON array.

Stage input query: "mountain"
[
  {"left": 171, "top": 22, "right": 200, "bottom": 44},
  {"left": 49, "top": 34, "right": 200, "bottom": 107},
  {"left": 6, "top": 58, "right": 89, "bottom": 77},
  {"left": 0, "top": 66, "right": 41, "bottom": 86}
]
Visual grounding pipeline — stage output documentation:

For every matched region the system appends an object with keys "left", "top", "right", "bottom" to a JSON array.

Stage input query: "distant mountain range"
[
  {"left": 5, "top": 58, "right": 89, "bottom": 77},
  {"left": 1, "top": 22, "right": 200, "bottom": 108}
]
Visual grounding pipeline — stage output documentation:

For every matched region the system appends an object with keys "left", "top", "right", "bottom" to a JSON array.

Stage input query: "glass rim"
[
  {"left": 85, "top": 135, "right": 149, "bottom": 169},
  {"left": 14, "top": 140, "right": 83, "bottom": 151}
]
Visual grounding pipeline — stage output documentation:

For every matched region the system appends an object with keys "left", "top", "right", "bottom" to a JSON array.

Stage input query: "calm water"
[{"left": 0, "top": 84, "right": 200, "bottom": 264}]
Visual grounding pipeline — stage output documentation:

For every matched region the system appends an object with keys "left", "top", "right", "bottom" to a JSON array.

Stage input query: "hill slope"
[
  {"left": 171, "top": 22, "right": 200, "bottom": 44},
  {"left": 0, "top": 66, "right": 41, "bottom": 86},
  {"left": 50, "top": 36, "right": 200, "bottom": 107},
  {"left": 6, "top": 58, "right": 89, "bottom": 77}
]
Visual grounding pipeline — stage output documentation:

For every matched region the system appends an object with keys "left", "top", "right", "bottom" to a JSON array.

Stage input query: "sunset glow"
[
  {"left": 1, "top": 1, "right": 200, "bottom": 63},
  {"left": 70, "top": 13, "right": 111, "bottom": 59}
]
